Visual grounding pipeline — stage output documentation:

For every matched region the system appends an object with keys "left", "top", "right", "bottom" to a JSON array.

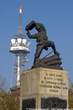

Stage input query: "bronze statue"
[{"left": 25, "top": 20, "right": 62, "bottom": 69}]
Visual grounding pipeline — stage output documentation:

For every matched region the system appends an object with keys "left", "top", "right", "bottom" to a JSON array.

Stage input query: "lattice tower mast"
[{"left": 10, "top": 1, "right": 30, "bottom": 87}]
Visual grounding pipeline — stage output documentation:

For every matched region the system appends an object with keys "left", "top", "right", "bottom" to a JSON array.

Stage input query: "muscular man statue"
[{"left": 25, "top": 20, "right": 59, "bottom": 67}]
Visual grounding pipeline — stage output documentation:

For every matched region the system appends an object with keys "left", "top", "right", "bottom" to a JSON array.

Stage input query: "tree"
[
  {"left": 68, "top": 81, "right": 73, "bottom": 108},
  {"left": 0, "top": 75, "right": 20, "bottom": 110},
  {"left": 0, "top": 90, "right": 19, "bottom": 110}
]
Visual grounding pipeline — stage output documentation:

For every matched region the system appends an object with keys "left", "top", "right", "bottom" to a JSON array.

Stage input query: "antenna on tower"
[{"left": 18, "top": 3, "right": 24, "bottom": 34}]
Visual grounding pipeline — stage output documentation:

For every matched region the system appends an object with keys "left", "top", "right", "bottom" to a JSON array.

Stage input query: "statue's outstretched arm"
[
  {"left": 26, "top": 31, "right": 38, "bottom": 39},
  {"left": 25, "top": 20, "right": 36, "bottom": 31}
]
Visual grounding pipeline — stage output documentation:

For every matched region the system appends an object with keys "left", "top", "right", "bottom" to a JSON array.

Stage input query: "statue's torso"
[{"left": 36, "top": 31, "right": 48, "bottom": 45}]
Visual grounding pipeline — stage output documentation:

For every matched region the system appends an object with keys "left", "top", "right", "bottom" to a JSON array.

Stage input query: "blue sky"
[{"left": 0, "top": 0, "right": 73, "bottom": 89}]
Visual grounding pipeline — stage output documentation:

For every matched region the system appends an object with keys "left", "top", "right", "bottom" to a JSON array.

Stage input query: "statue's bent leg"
[
  {"left": 33, "top": 44, "right": 44, "bottom": 66},
  {"left": 47, "top": 41, "right": 59, "bottom": 55}
]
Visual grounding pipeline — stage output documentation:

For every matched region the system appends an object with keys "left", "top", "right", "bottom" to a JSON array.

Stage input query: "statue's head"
[{"left": 35, "top": 23, "right": 46, "bottom": 32}]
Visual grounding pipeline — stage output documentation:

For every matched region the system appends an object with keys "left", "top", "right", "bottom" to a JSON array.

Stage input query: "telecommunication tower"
[{"left": 10, "top": 4, "right": 30, "bottom": 87}]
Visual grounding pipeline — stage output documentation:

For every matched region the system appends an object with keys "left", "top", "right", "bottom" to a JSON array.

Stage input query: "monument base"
[{"left": 20, "top": 67, "right": 68, "bottom": 110}]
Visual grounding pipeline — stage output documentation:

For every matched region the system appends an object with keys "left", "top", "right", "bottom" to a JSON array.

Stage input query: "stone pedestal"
[{"left": 20, "top": 67, "right": 68, "bottom": 110}]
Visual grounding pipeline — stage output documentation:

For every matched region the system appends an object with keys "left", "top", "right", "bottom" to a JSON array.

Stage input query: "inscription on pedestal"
[{"left": 40, "top": 69, "right": 68, "bottom": 100}]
